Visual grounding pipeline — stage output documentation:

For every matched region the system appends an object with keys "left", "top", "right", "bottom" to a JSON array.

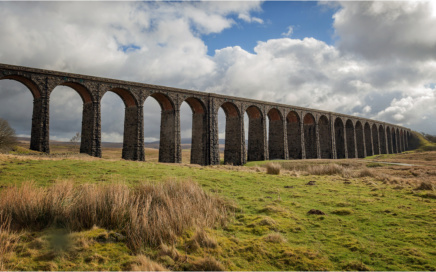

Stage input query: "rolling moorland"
[{"left": 0, "top": 133, "right": 435, "bottom": 271}]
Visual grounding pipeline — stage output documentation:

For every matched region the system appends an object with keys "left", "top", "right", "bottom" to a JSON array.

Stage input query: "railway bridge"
[{"left": 0, "top": 63, "right": 412, "bottom": 165}]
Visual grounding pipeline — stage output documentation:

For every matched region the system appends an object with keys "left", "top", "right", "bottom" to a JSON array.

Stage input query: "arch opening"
[
  {"left": 143, "top": 96, "right": 162, "bottom": 162},
  {"left": 1, "top": 75, "right": 41, "bottom": 99},
  {"left": 318, "top": 115, "right": 332, "bottom": 159},
  {"left": 60, "top": 82, "right": 92, "bottom": 104},
  {"left": 386, "top": 127, "right": 392, "bottom": 154},
  {"left": 392, "top": 128, "right": 397, "bottom": 153},
  {"left": 108, "top": 88, "right": 137, "bottom": 108},
  {"left": 355, "top": 121, "right": 365, "bottom": 158},
  {"left": 346, "top": 120, "right": 356, "bottom": 158},
  {"left": 364, "top": 123, "right": 372, "bottom": 156},
  {"left": 334, "top": 118, "right": 346, "bottom": 159},
  {"left": 379, "top": 126, "right": 387, "bottom": 154},
  {"left": 268, "top": 108, "right": 284, "bottom": 160},
  {"left": 0, "top": 79, "right": 34, "bottom": 149},
  {"left": 372, "top": 124, "right": 379, "bottom": 155},
  {"left": 246, "top": 106, "right": 265, "bottom": 161},
  {"left": 399, "top": 130, "right": 404, "bottom": 152},
  {"left": 101, "top": 92, "right": 126, "bottom": 159},
  {"left": 181, "top": 97, "right": 207, "bottom": 165},
  {"left": 287, "top": 111, "right": 302, "bottom": 159},
  {"left": 219, "top": 102, "right": 243, "bottom": 165},
  {"left": 144, "top": 93, "right": 177, "bottom": 163},
  {"left": 151, "top": 92, "right": 174, "bottom": 111},
  {"left": 49, "top": 86, "right": 86, "bottom": 154},
  {"left": 396, "top": 128, "right": 402, "bottom": 153},
  {"left": 304, "top": 113, "right": 317, "bottom": 159}
]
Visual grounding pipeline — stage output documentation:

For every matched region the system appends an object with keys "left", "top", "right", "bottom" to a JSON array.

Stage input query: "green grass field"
[{"left": 0, "top": 144, "right": 435, "bottom": 270}]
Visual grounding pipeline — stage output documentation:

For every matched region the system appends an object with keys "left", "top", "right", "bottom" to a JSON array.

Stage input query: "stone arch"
[
  {"left": 100, "top": 88, "right": 140, "bottom": 160},
  {"left": 400, "top": 130, "right": 405, "bottom": 152},
  {"left": 150, "top": 92, "right": 175, "bottom": 111},
  {"left": 246, "top": 105, "right": 265, "bottom": 161},
  {"left": 219, "top": 101, "right": 243, "bottom": 165},
  {"left": 355, "top": 121, "right": 365, "bottom": 158},
  {"left": 58, "top": 82, "right": 93, "bottom": 104},
  {"left": 0, "top": 74, "right": 41, "bottom": 99},
  {"left": 303, "top": 113, "right": 317, "bottom": 159},
  {"left": 287, "top": 111, "right": 301, "bottom": 159},
  {"left": 372, "top": 124, "right": 379, "bottom": 155},
  {"left": 396, "top": 128, "right": 402, "bottom": 152},
  {"left": 0, "top": 75, "right": 44, "bottom": 152},
  {"left": 392, "top": 128, "right": 398, "bottom": 153},
  {"left": 144, "top": 92, "right": 178, "bottom": 163},
  {"left": 346, "top": 119, "right": 356, "bottom": 158},
  {"left": 220, "top": 101, "right": 240, "bottom": 117},
  {"left": 386, "top": 126, "right": 392, "bottom": 154},
  {"left": 103, "top": 87, "right": 138, "bottom": 108},
  {"left": 49, "top": 83, "right": 95, "bottom": 156},
  {"left": 379, "top": 125, "right": 387, "bottom": 154},
  {"left": 334, "top": 117, "right": 346, "bottom": 159},
  {"left": 182, "top": 97, "right": 207, "bottom": 165},
  {"left": 318, "top": 115, "right": 332, "bottom": 159},
  {"left": 267, "top": 108, "right": 285, "bottom": 160},
  {"left": 364, "top": 122, "right": 372, "bottom": 156}
]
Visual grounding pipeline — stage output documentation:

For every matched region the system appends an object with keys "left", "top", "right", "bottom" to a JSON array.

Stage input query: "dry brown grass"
[
  {"left": 191, "top": 256, "right": 225, "bottom": 271},
  {"left": 266, "top": 163, "right": 281, "bottom": 175},
  {"left": 0, "top": 213, "right": 19, "bottom": 271},
  {"left": 306, "top": 164, "right": 344, "bottom": 176},
  {"left": 130, "top": 255, "right": 169, "bottom": 271},
  {"left": 357, "top": 168, "right": 376, "bottom": 178},
  {"left": 415, "top": 181, "right": 435, "bottom": 191},
  {"left": 189, "top": 228, "right": 218, "bottom": 249},
  {"left": 0, "top": 179, "right": 229, "bottom": 252},
  {"left": 263, "top": 232, "right": 287, "bottom": 244},
  {"left": 158, "top": 244, "right": 181, "bottom": 261}
]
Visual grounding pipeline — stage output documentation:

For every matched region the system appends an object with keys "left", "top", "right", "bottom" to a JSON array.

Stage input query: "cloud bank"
[{"left": 0, "top": 1, "right": 435, "bottom": 143}]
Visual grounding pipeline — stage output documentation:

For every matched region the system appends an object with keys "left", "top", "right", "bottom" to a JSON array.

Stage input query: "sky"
[{"left": 0, "top": 1, "right": 435, "bottom": 144}]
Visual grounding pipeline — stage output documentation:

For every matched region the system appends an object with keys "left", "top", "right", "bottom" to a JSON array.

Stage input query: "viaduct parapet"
[{"left": 0, "top": 63, "right": 412, "bottom": 165}]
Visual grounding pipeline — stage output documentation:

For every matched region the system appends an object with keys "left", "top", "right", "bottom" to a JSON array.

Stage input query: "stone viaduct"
[{"left": 0, "top": 63, "right": 412, "bottom": 165}]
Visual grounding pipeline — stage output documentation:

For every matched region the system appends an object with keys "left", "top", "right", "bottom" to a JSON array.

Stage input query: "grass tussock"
[
  {"left": 190, "top": 256, "right": 225, "bottom": 271},
  {"left": 0, "top": 213, "right": 19, "bottom": 270},
  {"left": 0, "top": 179, "right": 229, "bottom": 251},
  {"left": 415, "top": 181, "right": 435, "bottom": 191},
  {"left": 130, "top": 255, "right": 169, "bottom": 271},
  {"left": 357, "top": 168, "right": 376, "bottom": 178},
  {"left": 266, "top": 163, "right": 281, "bottom": 175},
  {"left": 189, "top": 228, "right": 218, "bottom": 249},
  {"left": 263, "top": 232, "right": 287, "bottom": 243},
  {"left": 306, "top": 164, "right": 344, "bottom": 176}
]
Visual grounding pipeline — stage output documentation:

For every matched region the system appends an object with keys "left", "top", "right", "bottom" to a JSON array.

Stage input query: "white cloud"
[
  {"left": 281, "top": 26, "right": 293, "bottom": 37},
  {"left": 334, "top": 1, "right": 436, "bottom": 62},
  {"left": 1, "top": 0, "right": 436, "bottom": 146}
]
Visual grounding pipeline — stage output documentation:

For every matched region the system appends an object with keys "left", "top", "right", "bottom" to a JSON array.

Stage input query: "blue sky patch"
[
  {"left": 119, "top": 44, "right": 141, "bottom": 53},
  {"left": 203, "top": 1, "right": 339, "bottom": 56}
]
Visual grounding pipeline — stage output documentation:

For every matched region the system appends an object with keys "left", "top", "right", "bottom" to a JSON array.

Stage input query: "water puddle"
[{"left": 370, "top": 161, "right": 415, "bottom": 167}]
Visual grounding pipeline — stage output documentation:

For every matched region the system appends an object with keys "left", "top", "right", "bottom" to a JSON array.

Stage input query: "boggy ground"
[{"left": 0, "top": 144, "right": 435, "bottom": 271}]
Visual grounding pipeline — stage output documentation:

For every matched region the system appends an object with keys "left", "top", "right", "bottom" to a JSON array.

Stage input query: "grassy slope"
[
  {"left": 1, "top": 152, "right": 436, "bottom": 271},
  {"left": 1, "top": 133, "right": 436, "bottom": 271},
  {"left": 412, "top": 131, "right": 436, "bottom": 151}
]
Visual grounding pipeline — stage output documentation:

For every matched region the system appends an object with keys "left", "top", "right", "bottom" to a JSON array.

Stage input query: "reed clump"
[
  {"left": 0, "top": 179, "right": 229, "bottom": 251},
  {"left": 266, "top": 163, "right": 281, "bottom": 175},
  {"left": 306, "top": 164, "right": 344, "bottom": 176}
]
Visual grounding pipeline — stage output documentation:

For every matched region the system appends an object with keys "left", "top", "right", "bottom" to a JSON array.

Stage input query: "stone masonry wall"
[{"left": 0, "top": 63, "right": 412, "bottom": 166}]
